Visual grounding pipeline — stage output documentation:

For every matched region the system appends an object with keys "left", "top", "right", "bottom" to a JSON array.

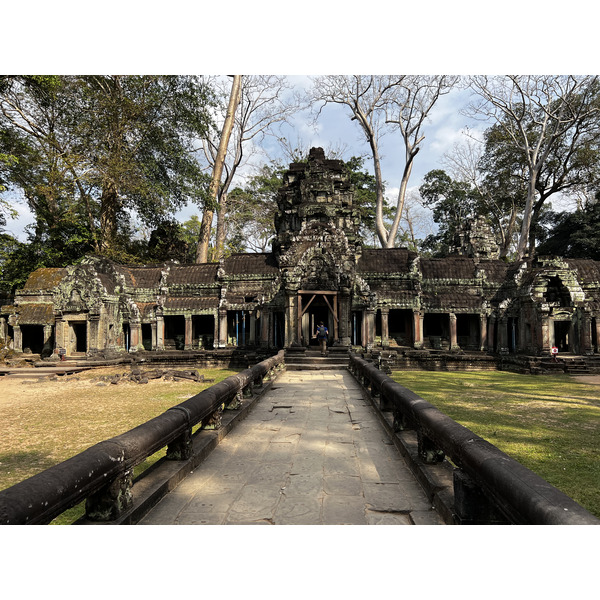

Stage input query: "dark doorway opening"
[
  {"left": 298, "top": 292, "right": 337, "bottom": 346},
  {"left": 123, "top": 323, "right": 130, "bottom": 351},
  {"left": 352, "top": 311, "right": 362, "bottom": 346},
  {"left": 73, "top": 322, "right": 87, "bottom": 353},
  {"left": 193, "top": 315, "right": 214, "bottom": 349},
  {"left": 164, "top": 315, "right": 185, "bottom": 350},
  {"left": 273, "top": 312, "right": 284, "bottom": 348},
  {"left": 456, "top": 314, "right": 481, "bottom": 351},
  {"left": 554, "top": 321, "right": 570, "bottom": 352},
  {"left": 142, "top": 324, "right": 152, "bottom": 351},
  {"left": 21, "top": 325, "right": 45, "bottom": 354},
  {"left": 389, "top": 309, "right": 412, "bottom": 346}
]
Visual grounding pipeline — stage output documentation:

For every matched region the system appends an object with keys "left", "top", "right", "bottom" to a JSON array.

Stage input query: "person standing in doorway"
[{"left": 316, "top": 321, "right": 328, "bottom": 356}]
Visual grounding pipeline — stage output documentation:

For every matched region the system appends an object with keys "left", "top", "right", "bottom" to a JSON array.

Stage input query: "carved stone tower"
[{"left": 272, "top": 147, "right": 361, "bottom": 259}]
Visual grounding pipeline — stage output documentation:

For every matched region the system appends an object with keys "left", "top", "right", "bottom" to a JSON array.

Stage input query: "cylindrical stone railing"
[
  {"left": 0, "top": 351, "right": 284, "bottom": 525},
  {"left": 348, "top": 353, "right": 599, "bottom": 525}
]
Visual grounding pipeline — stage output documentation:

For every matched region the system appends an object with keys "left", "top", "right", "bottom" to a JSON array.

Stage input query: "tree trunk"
[
  {"left": 515, "top": 169, "right": 539, "bottom": 261},
  {"left": 214, "top": 192, "right": 227, "bottom": 261},
  {"left": 100, "top": 180, "right": 119, "bottom": 253},
  {"left": 386, "top": 154, "right": 415, "bottom": 248},
  {"left": 196, "top": 75, "right": 242, "bottom": 263}
]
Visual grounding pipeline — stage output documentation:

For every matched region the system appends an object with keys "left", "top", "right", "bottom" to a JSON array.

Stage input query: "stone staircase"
[
  {"left": 531, "top": 355, "right": 596, "bottom": 375},
  {"left": 284, "top": 346, "right": 350, "bottom": 370},
  {"left": 562, "top": 358, "right": 591, "bottom": 375}
]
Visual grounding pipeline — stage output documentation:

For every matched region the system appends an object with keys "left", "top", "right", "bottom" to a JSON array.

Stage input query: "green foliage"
[
  {"left": 419, "top": 169, "right": 481, "bottom": 257},
  {"left": 0, "top": 75, "right": 215, "bottom": 267},
  {"left": 537, "top": 201, "right": 600, "bottom": 259}
]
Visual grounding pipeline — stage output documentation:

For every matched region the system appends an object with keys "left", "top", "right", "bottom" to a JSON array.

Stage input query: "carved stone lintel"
[{"left": 85, "top": 470, "right": 133, "bottom": 521}]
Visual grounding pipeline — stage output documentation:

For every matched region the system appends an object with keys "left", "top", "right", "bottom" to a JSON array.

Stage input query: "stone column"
[
  {"left": 413, "top": 310, "right": 423, "bottom": 349},
  {"left": 479, "top": 314, "right": 487, "bottom": 351},
  {"left": 184, "top": 315, "right": 193, "bottom": 350},
  {"left": 338, "top": 291, "right": 351, "bottom": 346},
  {"left": 540, "top": 314, "right": 551, "bottom": 354},
  {"left": 218, "top": 309, "right": 228, "bottom": 348},
  {"left": 151, "top": 322, "right": 157, "bottom": 350},
  {"left": 381, "top": 307, "right": 390, "bottom": 348},
  {"left": 130, "top": 321, "right": 143, "bottom": 352},
  {"left": 88, "top": 315, "right": 100, "bottom": 353},
  {"left": 260, "top": 309, "right": 269, "bottom": 347},
  {"left": 284, "top": 294, "right": 295, "bottom": 347},
  {"left": 595, "top": 318, "right": 600, "bottom": 354},
  {"left": 13, "top": 325, "right": 22, "bottom": 352},
  {"left": 449, "top": 313, "right": 459, "bottom": 350},
  {"left": 487, "top": 315, "right": 496, "bottom": 352},
  {"left": 156, "top": 314, "right": 165, "bottom": 350},
  {"left": 498, "top": 316, "right": 509, "bottom": 353},
  {"left": 580, "top": 311, "right": 592, "bottom": 355},
  {"left": 43, "top": 325, "right": 54, "bottom": 355},
  {"left": 366, "top": 308, "right": 376, "bottom": 349},
  {"left": 0, "top": 317, "right": 7, "bottom": 344},
  {"left": 296, "top": 293, "right": 302, "bottom": 345},
  {"left": 249, "top": 313, "right": 256, "bottom": 345}
]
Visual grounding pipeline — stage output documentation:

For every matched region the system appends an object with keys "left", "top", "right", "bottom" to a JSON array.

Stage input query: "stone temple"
[{"left": 2, "top": 147, "right": 600, "bottom": 371}]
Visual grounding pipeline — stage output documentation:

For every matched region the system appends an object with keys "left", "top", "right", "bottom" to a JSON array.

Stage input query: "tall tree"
[
  {"left": 443, "top": 132, "right": 527, "bottom": 258},
  {"left": 197, "top": 75, "right": 300, "bottom": 262},
  {"left": 467, "top": 75, "right": 600, "bottom": 260},
  {"left": 310, "top": 75, "right": 458, "bottom": 248},
  {"left": 0, "top": 75, "right": 215, "bottom": 262},
  {"left": 196, "top": 75, "right": 242, "bottom": 263}
]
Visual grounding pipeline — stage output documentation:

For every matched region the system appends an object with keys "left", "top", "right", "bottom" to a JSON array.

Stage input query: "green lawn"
[{"left": 390, "top": 370, "right": 600, "bottom": 518}]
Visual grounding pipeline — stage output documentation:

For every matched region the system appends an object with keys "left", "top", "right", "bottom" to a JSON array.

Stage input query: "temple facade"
[{"left": 2, "top": 147, "right": 600, "bottom": 359}]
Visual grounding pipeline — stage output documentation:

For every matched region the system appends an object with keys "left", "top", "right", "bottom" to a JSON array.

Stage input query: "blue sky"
[
  {"left": 3, "top": 1, "right": 596, "bottom": 242},
  {"left": 3, "top": 77, "right": 483, "bottom": 243}
]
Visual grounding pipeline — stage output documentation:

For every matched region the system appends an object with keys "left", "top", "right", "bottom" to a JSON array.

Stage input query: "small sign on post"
[
  {"left": 551, "top": 345, "right": 558, "bottom": 362},
  {"left": 58, "top": 348, "right": 67, "bottom": 361}
]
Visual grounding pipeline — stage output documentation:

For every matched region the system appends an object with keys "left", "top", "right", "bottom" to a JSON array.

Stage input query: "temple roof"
[
  {"left": 22, "top": 268, "right": 67, "bottom": 291},
  {"left": 357, "top": 248, "right": 417, "bottom": 274},
  {"left": 14, "top": 303, "right": 55, "bottom": 324},
  {"left": 222, "top": 253, "right": 279, "bottom": 276},
  {"left": 169, "top": 264, "right": 220, "bottom": 285}
]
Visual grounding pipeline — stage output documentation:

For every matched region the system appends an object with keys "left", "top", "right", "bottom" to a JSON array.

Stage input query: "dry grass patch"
[{"left": 0, "top": 366, "right": 238, "bottom": 493}]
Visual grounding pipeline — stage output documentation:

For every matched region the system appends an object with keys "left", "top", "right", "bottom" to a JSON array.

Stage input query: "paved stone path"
[{"left": 140, "top": 369, "right": 444, "bottom": 525}]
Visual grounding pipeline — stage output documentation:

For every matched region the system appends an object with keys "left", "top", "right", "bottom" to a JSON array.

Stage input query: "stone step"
[{"left": 284, "top": 349, "right": 349, "bottom": 371}]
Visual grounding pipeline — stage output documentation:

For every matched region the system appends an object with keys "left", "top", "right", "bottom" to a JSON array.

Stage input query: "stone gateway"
[{"left": 3, "top": 148, "right": 600, "bottom": 366}]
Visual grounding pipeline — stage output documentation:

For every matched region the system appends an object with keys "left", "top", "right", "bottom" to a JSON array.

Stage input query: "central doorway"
[
  {"left": 554, "top": 320, "right": 571, "bottom": 352},
  {"left": 297, "top": 290, "right": 338, "bottom": 346}
]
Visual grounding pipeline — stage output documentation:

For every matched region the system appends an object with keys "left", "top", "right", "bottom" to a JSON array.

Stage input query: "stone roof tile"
[
  {"left": 357, "top": 248, "right": 417, "bottom": 274},
  {"left": 222, "top": 253, "right": 279, "bottom": 276},
  {"left": 421, "top": 257, "right": 476, "bottom": 280},
  {"left": 16, "top": 303, "right": 55, "bottom": 324},
  {"left": 163, "top": 297, "right": 219, "bottom": 310},
  {"left": 169, "top": 264, "right": 220, "bottom": 285}
]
